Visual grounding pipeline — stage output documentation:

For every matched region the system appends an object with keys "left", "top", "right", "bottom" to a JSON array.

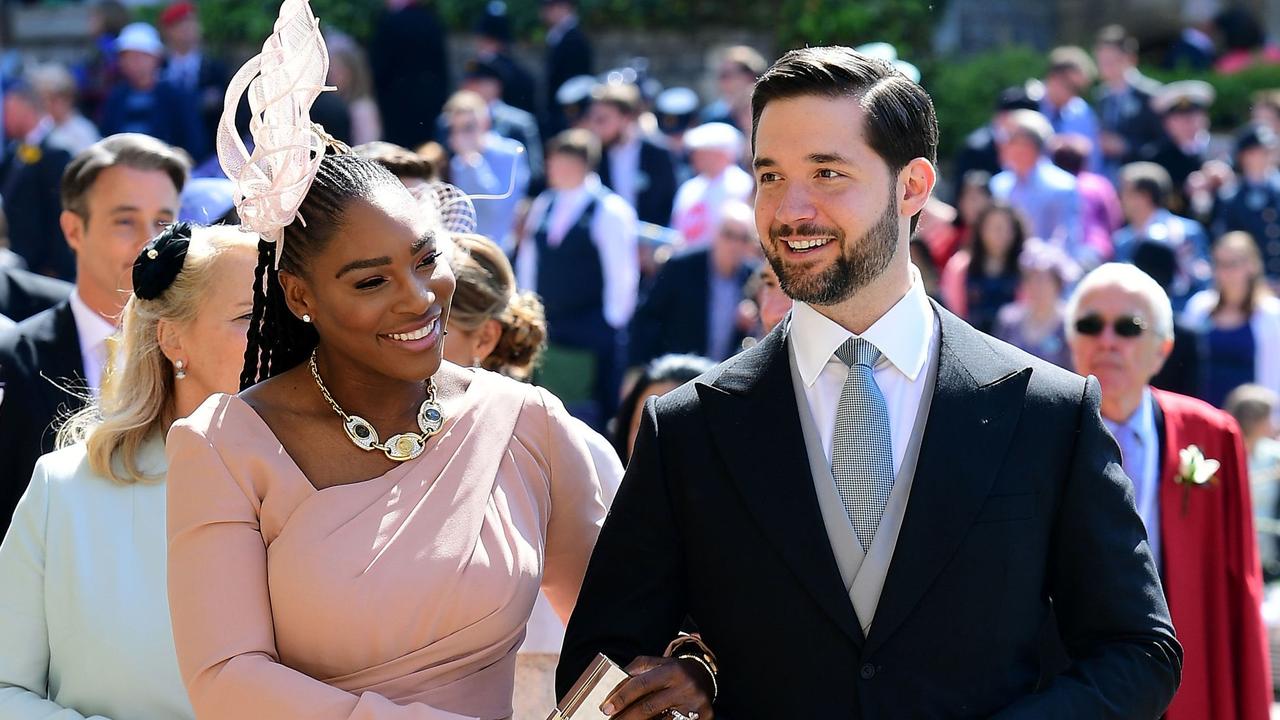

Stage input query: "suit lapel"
[
  {"left": 30, "top": 301, "right": 87, "bottom": 420},
  {"left": 699, "top": 323, "right": 866, "bottom": 647},
  {"left": 691, "top": 252, "right": 710, "bottom": 352},
  {"left": 866, "top": 305, "right": 1030, "bottom": 655}
]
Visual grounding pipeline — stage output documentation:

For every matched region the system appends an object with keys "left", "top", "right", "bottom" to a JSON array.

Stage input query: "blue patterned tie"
[{"left": 831, "top": 337, "right": 895, "bottom": 551}]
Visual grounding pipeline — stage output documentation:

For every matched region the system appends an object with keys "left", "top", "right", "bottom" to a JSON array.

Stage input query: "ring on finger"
[{"left": 667, "top": 712, "right": 699, "bottom": 720}]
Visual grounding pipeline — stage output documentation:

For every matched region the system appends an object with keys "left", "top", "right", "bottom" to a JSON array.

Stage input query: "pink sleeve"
[
  {"left": 165, "top": 419, "right": 477, "bottom": 720},
  {"left": 534, "top": 388, "right": 608, "bottom": 624}
]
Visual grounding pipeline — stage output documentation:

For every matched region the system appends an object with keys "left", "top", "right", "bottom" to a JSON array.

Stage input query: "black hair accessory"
[{"left": 133, "top": 222, "right": 193, "bottom": 300}]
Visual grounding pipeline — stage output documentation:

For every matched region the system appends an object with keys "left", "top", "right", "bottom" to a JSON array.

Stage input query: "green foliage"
[
  {"left": 188, "top": 0, "right": 382, "bottom": 52},
  {"left": 770, "top": 0, "right": 940, "bottom": 60},
  {"left": 924, "top": 46, "right": 1048, "bottom": 161}
]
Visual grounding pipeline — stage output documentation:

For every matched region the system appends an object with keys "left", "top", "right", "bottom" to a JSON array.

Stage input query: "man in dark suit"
[
  {"left": 560, "top": 46, "right": 1181, "bottom": 719},
  {"left": 588, "top": 82, "right": 678, "bottom": 227},
  {"left": 456, "top": 59, "right": 544, "bottom": 186},
  {"left": 629, "top": 201, "right": 756, "bottom": 366},
  {"left": 2, "top": 82, "right": 74, "bottom": 279},
  {"left": 473, "top": 1, "right": 538, "bottom": 117},
  {"left": 370, "top": 0, "right": 451, "bottom": 150},
  {"left": 100, "top": 23, "right": 207, "bottom": 162},
  {"left": 0, "top": 134, "right": 188, "bottom": 531},
  {"left": 159, "top": 1, "right": 230, "bottom": 162},
  {"left": 540, "top": 0, "right": 592, "bottom": 136},
  {"left": 0, "top": 266, "right": 71, "bottom": 323},
  {"left": 1093, "top": 26, "right": 1164, "bottom": 179},
  {"left": 1139, "top": 80, "right": 1214, "bottom": 215}
]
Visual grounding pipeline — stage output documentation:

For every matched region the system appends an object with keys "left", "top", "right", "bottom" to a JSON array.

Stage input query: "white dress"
[{"left": 0, "top": 436, "right": 194, "bottom": 720}]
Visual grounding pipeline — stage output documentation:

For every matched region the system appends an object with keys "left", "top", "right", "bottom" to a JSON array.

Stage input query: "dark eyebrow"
[
  {"left": 752, "top": 157, "right": 777, "bottom": 171},
  {"left": 336, "top": 256, "right": 391, "bottom": 279},
  {"left": 808, "top": 152, "right": 851, "bottom": 165},
  {"left": 335, "top": 232, "right": 434, "bottom": 279}
]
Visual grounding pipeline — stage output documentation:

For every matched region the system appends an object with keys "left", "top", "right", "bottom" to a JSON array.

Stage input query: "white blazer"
[
  {"left": 0, "top": 437, "right": 194, "bottom": 720},
  {"left": 1182, "top": 290, "right": 1280, "bottom": 420}
]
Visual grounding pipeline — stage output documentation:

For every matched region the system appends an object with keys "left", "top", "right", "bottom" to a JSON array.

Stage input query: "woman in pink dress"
[{"left": 165, "top": 3, "right": 713, "bottom": 719}]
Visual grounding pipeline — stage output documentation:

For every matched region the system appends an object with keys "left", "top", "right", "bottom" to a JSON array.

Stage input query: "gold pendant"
[{"left": 383, "top": 433, "right": 426, "bottom": 462}]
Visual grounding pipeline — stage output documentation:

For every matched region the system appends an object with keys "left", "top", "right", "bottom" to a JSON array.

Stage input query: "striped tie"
[{"left": 830, "top": 337, "right": 895, "bottom": 551}]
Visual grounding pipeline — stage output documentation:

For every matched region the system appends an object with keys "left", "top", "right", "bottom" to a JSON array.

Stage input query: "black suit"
[
  {"left": 628, "top": 247, "right": 752, "bottom": 366},
  {"left": 598, "top": 137, "right": 678, "bottom": 227},
  {"left": 0, "top": 301, "right": 87, "bottom": 531},
  {"left": 0, "top": 267, "right": 72, "bottom": 323},
  {"left": 0, "top": 137, "right": 73, "bottom": 279},
  {"left": 371, "top": 2, "right": 451, "bottom": 149},
  {"left": 543, "top": 22, "right": 592, "bottom": 135},
  {"left": 561, "top": 305, "right": 1181, "bottom": 718}
]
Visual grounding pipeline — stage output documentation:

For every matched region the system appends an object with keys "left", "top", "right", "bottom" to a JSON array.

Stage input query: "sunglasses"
[{"left": 1073, "top": 314, "right": 1148, "bottom": 338}]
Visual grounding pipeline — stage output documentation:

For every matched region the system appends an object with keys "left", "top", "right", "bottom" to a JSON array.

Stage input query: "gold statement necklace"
[{"left": 309, "top": 349, "right": 445, "bottom": 462}]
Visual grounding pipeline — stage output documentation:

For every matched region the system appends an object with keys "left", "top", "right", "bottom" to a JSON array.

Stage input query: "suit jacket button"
[{"left": 860, "top": 663, "right": 876, "bottom": 680}]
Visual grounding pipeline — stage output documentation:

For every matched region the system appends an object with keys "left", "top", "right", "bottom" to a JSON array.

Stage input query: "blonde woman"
[
  {"left": 441, "top": 232, "right": 622, "bottom": 720},
  {"left": 0, "top": 223, "right": 258, "bottom": 719}
]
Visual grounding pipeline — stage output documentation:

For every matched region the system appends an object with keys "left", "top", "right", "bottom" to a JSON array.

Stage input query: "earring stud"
[
  {"left": 302, "top": 314, "right": 312, "bottom": 323},
  {"left": 175, "top": 359, "right": 187, "bottom": 380}
]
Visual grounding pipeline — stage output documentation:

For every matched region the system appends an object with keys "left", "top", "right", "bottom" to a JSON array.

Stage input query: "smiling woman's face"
[{"left": 280, "top": 184, "right": 456, "bottom": 384}]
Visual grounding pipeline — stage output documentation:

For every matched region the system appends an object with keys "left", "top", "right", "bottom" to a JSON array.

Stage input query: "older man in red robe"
[{"left": 1068, "top": 262, "right": 1270, "bottom": 720}]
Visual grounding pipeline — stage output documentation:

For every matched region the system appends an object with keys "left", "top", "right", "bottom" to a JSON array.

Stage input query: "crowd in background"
[{"left": 4, "top": 0, "right": 1280, "bottom": 708}]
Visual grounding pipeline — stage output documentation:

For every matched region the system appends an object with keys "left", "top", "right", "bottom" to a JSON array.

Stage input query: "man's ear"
[
  {"left": 899, "top": 157, "right": 937, "bottom": 221},
  {"left": 60, "top": 210, "right": 86, "bottom": 255}
]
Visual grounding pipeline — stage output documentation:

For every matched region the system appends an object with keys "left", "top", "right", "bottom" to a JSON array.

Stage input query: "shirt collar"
[
  {"left": 791, "top": 266, "right": 934, "bottom": 388},
  {"left": 69, "top": 289, "right": 119, "bottom": 349},
  {"left": 1108, "top": 388, "right": 1155, "bottom": 439}
]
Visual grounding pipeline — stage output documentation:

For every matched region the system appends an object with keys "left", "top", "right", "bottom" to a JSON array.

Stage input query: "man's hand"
[{"left": 600, "top": 655, "right": 715, "bottom": 720}]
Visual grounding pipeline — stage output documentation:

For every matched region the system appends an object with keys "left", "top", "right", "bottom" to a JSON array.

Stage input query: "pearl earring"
[
  {"left": 302, "top": 314, "right": 312, "bottom": 323},
  {"left": 175, "top": 359, "right": 187, "bottom": 380}
]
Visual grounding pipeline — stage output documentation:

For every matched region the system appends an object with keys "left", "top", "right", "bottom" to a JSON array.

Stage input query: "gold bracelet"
[
  {"left": 676, "top": 653, "right": 718, "bottom": 704},
  {"left": 663, "top": 633, "right": 719, "bottom": 674}
]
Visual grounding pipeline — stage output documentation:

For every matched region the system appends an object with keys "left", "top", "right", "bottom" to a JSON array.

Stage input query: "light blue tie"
[{"left": 831, "top": 337, "right": 895, "bottom": 551}]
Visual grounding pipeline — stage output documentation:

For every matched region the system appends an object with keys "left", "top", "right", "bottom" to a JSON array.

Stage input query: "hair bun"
[
  {"left": 132, "top": 222, "right": 192, "bottom": 300},
  {"left": 487, "top": 291, "right": 547, "bottom": 380}
]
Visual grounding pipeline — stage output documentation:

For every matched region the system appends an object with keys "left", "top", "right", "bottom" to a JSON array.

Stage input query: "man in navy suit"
[
  {"left": 561, "top": 46, "right": 1180, "bottom": 719},
  {"left": 588, "top": 82, "right": 679, "bottom": 228},
  {"left": 630, "top": 201, "right": 758, "bottom": 366},
  {"left": 1, "top": 82, "right": 73, "bottom": 279}
]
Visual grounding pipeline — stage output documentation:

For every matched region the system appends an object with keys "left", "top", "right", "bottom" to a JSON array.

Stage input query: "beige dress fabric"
[{"left": 166, "top": 370, "right": 607, "bottom": 720}]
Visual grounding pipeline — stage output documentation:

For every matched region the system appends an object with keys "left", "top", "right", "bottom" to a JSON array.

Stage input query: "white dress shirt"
[
  {"left": 790, "top": 273, "right": 937, "bottom": 472},
  {"left": 68, "top": 290, "right": 118, "bottom": 397},
  {"left": 605, "top": 135, "right": 642, "bottom": 210},
  {"left": 1103, "top": 389, "right": 1161, "bottom": 569},
  {"left": 670, "top": 165, "right": 754, "bottom": 249},
  {"left": 0, "top": 438, "right": 195, "bottom": 720},
  {"left": 515, "top": 175, "right": 640, "bottom": 330}
]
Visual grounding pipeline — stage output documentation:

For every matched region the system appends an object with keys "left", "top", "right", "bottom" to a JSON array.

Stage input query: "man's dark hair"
[{"left": 750, "top": 46, "right": 938, "bottom": 232}]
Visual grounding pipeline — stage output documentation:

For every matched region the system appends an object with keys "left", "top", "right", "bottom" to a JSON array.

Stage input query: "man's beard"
[{"left": 763, "top": 197, "right": 900, "bottom": 307}]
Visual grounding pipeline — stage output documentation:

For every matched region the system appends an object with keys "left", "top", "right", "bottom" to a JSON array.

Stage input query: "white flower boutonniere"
[{"left": 1175, "top": 444, "right": 1220, "bottom": 515}]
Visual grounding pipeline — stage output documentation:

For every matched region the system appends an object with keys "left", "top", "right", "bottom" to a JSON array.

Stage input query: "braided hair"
[{"left": 239, "top": 149, "right": 405, "bottom": 389}]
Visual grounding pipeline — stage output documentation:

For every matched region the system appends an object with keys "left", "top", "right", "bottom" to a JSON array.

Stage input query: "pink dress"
[{"left": 166, "top": 370, "right": 607, "bottom": 720}]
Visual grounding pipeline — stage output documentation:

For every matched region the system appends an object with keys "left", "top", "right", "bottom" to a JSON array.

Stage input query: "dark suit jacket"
[
  {"left": 543, "top": 23, "right": 592, "bottom": 134},
  {"left": 560, "top": 305, "right": 1182, "bottom": 718},
  {"left": 0, "top": 138, "right": 73, "bottom": 279},
  {"left": 100, "top": 80, "right": 207, "bottom": 162},
  {"left": 0, "top": 301, "right": 87, "bottom": 531},
  {"left": 0, "top": 267, "right": 72, "bottom": 323},
  {"left": 628, "top": 247, "right": 751, "bottom": 366},
  {"left": 371, "top": 3, "right": 451, "bottom": 149},
  {"left": 599, "top": 137, "right": 678, "bottom": 227}
]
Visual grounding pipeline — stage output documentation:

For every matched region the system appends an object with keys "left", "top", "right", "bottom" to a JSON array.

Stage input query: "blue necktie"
[{"left": 831, "top": 337, "right": 895, "bottom": 551}]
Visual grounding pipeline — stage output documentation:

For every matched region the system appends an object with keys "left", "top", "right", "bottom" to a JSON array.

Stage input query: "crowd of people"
[{"left": 1, "top": 0, "right": 1280, "bottom": 717}]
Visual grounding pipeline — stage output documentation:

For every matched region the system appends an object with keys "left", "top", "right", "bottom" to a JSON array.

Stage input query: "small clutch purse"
[{"left": 546, "top": 653, "right": 630, "bottom": 720}]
